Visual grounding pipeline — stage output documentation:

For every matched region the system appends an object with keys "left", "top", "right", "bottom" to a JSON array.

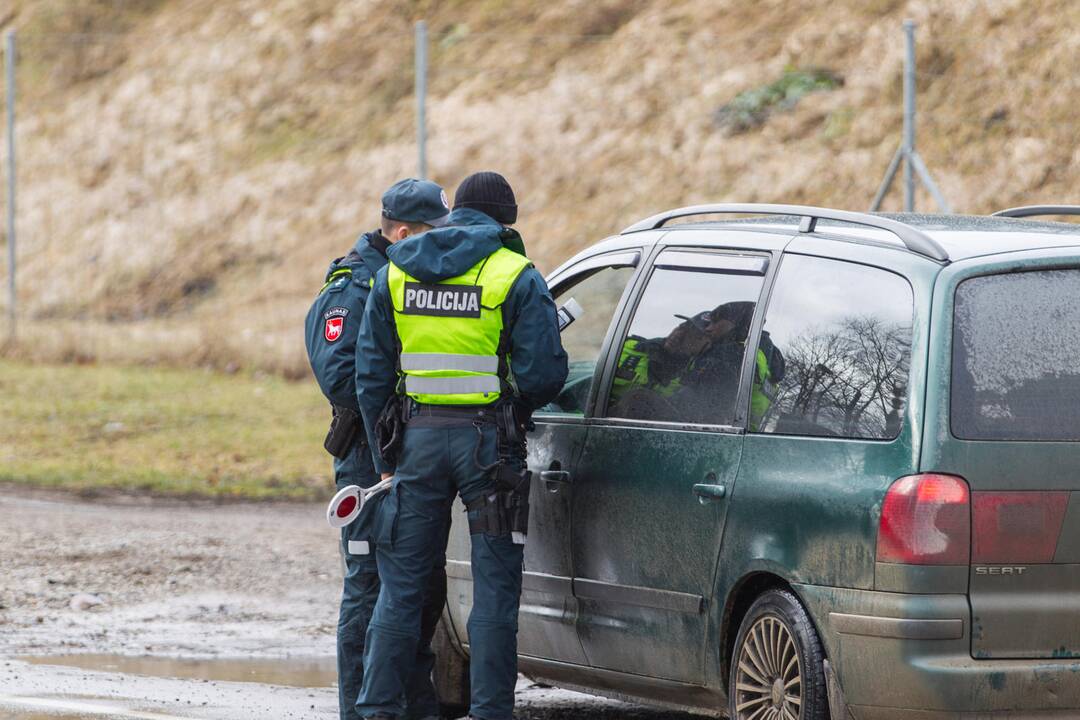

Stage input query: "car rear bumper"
[
  {"left": 852, "top": 711, "right": 1080, "bottom": 720},
  {"left": 795, "top": 584, "right": 1080, "bottom": 718}
]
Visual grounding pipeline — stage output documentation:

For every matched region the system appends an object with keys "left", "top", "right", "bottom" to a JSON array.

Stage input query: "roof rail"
[
  {"left": 620, "top": 203, "right": 949, "bottom": 262},
  {"left": 992, "top": 205, "right": 1080, "bottom": 219}
]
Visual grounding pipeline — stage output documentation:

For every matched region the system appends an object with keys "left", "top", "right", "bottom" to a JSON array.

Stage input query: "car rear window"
[{"left": 952, "top": 268, "right": 1080, "bottom": 441}]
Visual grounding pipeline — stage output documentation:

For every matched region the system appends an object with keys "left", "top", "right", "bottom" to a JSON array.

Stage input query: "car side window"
[
  {"left": 604, "top": 253, "right": 766, "bottom": 427},
  {"left": 538, "top": 263, "right": 637, "bottom": 415},
  {"left": 756, "top": 254, "right": 913, "bottom": 440}
]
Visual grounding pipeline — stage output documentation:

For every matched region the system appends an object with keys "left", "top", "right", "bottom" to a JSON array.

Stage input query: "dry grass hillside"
[{"left": 1, "top": 0, "right": 1078, "bottom": 377}]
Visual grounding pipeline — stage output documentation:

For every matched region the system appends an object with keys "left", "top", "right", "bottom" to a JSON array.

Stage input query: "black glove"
[{"left": 374, "top": 395, "right": 405, "bottom": 466}]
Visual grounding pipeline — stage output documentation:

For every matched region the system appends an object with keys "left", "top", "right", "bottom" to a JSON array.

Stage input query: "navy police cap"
[{"left": 381, "top": 178, "right": 450, "bottom": 227}]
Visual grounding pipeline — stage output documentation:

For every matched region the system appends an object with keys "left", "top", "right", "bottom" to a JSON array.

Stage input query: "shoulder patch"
[{"left": 323, "top": 306, "right": 349, "bottom": 342}]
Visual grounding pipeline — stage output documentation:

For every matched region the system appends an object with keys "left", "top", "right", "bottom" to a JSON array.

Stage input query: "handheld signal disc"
[{"left": 327, "top": 484, "right": 362, "bottom": 528}]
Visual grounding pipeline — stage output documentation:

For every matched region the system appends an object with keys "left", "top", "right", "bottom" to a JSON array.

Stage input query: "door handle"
[
  {"left": 540, "top": 470, "right": 572, "bottom": 493},
  {"left": 693, "top": 483, "right": 727, "bottom": 503}
]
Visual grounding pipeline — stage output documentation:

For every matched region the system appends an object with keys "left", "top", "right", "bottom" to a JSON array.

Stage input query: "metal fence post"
[
  {"left": 415, "top": 20, "right": 427, "bottom": 180},
  {"left": 5, "top": 30, "right": 15, "bottom": 341},
  {"left": 902, "top": 20, "right": 916, "bottom": 212},
  {"left": 870, "top": 20, "right": 951, "bottom": 214}
]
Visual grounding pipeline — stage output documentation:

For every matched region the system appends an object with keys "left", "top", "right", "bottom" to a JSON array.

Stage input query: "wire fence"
[{"left": 1, "top": 11, "right": 1078, "bottom": 372}]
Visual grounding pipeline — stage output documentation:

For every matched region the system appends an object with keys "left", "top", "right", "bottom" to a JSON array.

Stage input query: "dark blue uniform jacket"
[
  {"left": 355, "top": 208, "right": 569, "bottom": 474},
  {"left": 305, "top": 231, "right": 390, "bottom": 412}
]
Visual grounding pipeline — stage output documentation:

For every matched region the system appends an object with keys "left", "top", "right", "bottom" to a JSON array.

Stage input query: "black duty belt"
[{"left": 406, "top": 401, "right": 498, "bottom": 427}]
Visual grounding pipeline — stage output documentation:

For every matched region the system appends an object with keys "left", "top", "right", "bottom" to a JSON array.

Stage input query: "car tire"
[
  {"left": 432, "top": 616, "right": 470, "bottom": 719},
  {"left": 728, "top": 589, "right": 828, "bottom": 720}
]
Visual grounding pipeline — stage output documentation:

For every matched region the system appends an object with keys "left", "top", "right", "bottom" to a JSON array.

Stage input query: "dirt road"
[
  {"left": 0, "top": 486, "right": 339, "bottom": 660},
  {"left": 0, "top": 487, "right": 696, "bottom": 719}
]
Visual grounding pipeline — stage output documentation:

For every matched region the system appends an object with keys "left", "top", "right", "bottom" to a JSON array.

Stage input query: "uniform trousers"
[
  {"left": 334, "top": 444, "right": 447, "bottom": 720},
  {"left": 357, "top": 422, "right": 524, "bottom": 720}
]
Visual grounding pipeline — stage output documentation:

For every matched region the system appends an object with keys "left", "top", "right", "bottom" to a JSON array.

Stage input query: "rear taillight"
[
  {"left": 972, "top": 492, "right": 1069, "bottom": 564},
  {"left": 877, "top": 474, "right": 971, "bottom": 565}
]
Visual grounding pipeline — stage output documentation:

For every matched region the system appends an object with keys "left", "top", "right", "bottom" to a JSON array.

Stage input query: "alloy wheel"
[{"left": 733, "top": 614, "right": 802, "bottom": 720}]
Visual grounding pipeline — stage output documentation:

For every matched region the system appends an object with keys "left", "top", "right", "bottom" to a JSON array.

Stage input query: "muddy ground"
[
  {"left": 0, "top": 487, "right": 695, "bottom": 719},
  {"left": 0, "top": 486, "right": 339, "bottom": 660}
]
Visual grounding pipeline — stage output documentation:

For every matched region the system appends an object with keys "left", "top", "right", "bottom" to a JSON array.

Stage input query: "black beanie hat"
[{"left": 454, "top": 171, "right": 518, "bottom": 225}]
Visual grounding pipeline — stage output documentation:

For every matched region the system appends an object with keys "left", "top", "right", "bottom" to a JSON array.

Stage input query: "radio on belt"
[{"left": 556, "top": 298, "right": 584, "bottom": 332}]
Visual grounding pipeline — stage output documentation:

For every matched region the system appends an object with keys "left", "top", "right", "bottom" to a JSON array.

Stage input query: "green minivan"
[{"left": 434, "top": 204, "right": 1080, "bottom": 719}]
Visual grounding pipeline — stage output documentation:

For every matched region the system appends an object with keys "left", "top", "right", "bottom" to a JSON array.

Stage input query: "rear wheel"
[
  {"left": 728, "top": 589, "right": 827, "bottom": 720},
  {"left": 432, "top": 616, "right": 470, "bottom": 719}
]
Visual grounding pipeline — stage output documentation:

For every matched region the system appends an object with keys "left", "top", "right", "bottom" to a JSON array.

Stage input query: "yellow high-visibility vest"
[{"left": 388, "top": 247, "right": 532, "bottom": 405}]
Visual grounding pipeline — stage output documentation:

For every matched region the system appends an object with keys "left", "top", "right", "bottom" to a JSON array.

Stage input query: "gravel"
[{"left": 0, "top": 485, "right": 339, "bottom": 659}]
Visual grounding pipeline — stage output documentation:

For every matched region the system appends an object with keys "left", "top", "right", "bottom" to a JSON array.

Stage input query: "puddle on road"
[
  {"left": 18, "top": 654, "right": 337, "bottom": 688},
  {"left": 4, "top": 712, "right": 113, "bottom": 720}
]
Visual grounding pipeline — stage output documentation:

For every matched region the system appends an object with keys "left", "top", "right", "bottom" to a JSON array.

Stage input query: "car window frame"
[
  {"left": 591, "top": 243, "right": 781, "bottom": 434},
  {"left": 535, "top": 247, "right": 647, "bottom": 423},
  {"left": 752, "top": 250, "right": 918, "bottom": 442}
]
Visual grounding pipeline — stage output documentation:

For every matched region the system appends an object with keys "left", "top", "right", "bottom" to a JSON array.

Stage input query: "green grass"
[
  {"left": 0, "top": 361, "right": 334, "bottom": 500},
  {"left": 714, "top": 67, "right": 843, "bottom": 135}
]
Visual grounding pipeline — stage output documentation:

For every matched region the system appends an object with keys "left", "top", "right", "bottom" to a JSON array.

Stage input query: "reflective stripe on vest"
[
  {"left": 399, "top": 352, "right": 499, "bottom": 373},
  {"left": 388, "top": 247, "right": 533, "bottom": 405},
  {"left": 405, "top": 375, "right": 503, "bottom": 396}
]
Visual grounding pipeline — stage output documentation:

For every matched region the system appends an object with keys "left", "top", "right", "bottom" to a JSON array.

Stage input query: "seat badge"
[{"left": 975, "top": 566, "right": 1028, "bottom": 576}]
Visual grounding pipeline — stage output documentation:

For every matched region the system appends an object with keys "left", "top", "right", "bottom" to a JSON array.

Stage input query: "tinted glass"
[
  {"left": 605, "top": 263, "right": 764, "bottom": 426},
  {"left": 538, "top": 264, "right": 636, "bottom": 415},
  {"left": 953, "top": 269, "right": 1080, "bottom": 441},
  {"left": 758, "top": 254, "right": 913, "bottom": 439}
]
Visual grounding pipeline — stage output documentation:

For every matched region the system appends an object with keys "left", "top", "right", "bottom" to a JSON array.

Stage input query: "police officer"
[
  {"left": 354, "top": 172, "right": 568, "bottom": 720},
  {"left": 304, "top": 178, "right": 453, "bottom": 720}
]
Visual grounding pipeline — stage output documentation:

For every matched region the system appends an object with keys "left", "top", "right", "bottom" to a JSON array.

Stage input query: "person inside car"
[{"left": 609, "top": 301, "right": 784, "bottom": 428}]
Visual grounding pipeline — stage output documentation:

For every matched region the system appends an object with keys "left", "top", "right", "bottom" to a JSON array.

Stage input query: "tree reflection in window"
[{"left": 759, "top": 256, "right": 913, "bottom": 440}]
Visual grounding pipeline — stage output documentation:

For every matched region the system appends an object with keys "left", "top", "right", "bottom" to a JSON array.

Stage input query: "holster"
[
  {"left": 466, "top": 463, "right": 532, "bottom": 543},
  {"left": 324, "top": 405, "right": 363, "bottom": 460},
  {"left": 374, "top": 395, "right": 406, "bottom": 467}
]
